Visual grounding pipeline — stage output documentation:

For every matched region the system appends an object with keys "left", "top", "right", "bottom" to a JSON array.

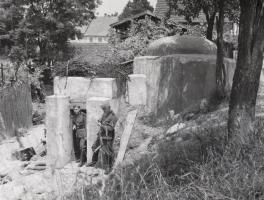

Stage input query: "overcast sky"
[{"left": 96, "top": 0, "right": 157, "bottom": 16}]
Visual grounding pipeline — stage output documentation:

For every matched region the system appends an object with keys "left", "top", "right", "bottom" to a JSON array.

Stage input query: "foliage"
[
  {"left": 0, "top": 0, "right": 99, "bottom": 94},
  {"left": 166, "top": 0, "right": 240, "bottom": 40},
  {"left": 109, "top": 18, "right": 167, "bottom": 58},
  {"left": 0, "top": 0, "right": 100, "bottom": 63},
  {"left": 119, "top": 0, "right": 154, "bottom": 20},
  {"left": 109, "top": 17, "right": 205, "bottom": 60}
]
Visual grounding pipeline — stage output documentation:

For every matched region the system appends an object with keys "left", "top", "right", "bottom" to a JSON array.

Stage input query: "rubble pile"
[{"left": 0, "top": 124, "right": 107, "bottom": 200}]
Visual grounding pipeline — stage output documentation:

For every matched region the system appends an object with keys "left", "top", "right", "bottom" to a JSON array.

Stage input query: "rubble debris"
[
  {"left": 0, "top": 174, "right": 12, "bottom": 185},
  {"left": 12, "top": 147, "right": 36, "bottom": 161},
  {"left": 32, "top": 110, "right": 45, "bottom": 125},
  {"left": 166, "top": 123, "right": 186, "bottom": 135},
  {"left": 34, "top": 139, "right": 47, "bottom": 157}
]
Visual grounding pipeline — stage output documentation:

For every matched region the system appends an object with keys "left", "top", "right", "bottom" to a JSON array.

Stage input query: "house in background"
[
  {"left": 110, "top": 11, "right": 161, "bottom": 39},
  {"left": 71, "top": 16, "right": 118, "bottom": 44},
  {"left": 69, "top": 16, "right": 118, "bottom": 66}
]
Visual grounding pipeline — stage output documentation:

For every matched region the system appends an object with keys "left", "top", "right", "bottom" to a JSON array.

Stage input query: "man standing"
[
  {"left": 72, "top": 105, "right": 87, "bottom": 167},
  {"left": 87, "top": 103, "right": 118, "bottom": 173}
]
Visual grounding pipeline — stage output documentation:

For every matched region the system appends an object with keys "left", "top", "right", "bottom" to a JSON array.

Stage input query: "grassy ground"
[
  {"left": 97, "top": 119, "right": 264, "bottom": 200},
  {"left": 65, "top": 102, "right": 264, "bottom": 200},
  {"left": 66, "top": 82, "right": 264, "bottom": 200}
]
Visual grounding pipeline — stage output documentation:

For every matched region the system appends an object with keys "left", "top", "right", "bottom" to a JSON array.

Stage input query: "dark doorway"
[{"left": 70, "top": 108, "right": 87, "bottom": 161}]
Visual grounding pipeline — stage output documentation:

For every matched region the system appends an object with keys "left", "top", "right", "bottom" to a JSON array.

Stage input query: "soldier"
[
  {"left": 72, "top": 105, "right": 87, "bottom": 167},
  {"left": 87, "top": 103, "right": 118, "bottom": 174}
]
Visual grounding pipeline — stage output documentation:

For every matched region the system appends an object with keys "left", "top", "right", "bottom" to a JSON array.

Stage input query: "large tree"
[
  {"left": 119, "top": 0, "right": 154, "bottom": 20},
  {"left": 0, "top": 0, "right": 99, "bottom": 63},
  {"left": 228, "top": 0, "right": 264, "bottom": 145}
]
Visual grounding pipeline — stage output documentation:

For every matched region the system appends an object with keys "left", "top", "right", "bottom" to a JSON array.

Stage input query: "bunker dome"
[
  {"left": 133, "top": 35, "right": 235, "bottom": 116},
  {"left": 146, "top": 35, "right": 217, "bottom": 56}
]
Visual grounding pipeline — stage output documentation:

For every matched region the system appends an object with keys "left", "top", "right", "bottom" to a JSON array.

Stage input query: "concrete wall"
[
  {"left": 134, "top": 55, "right": 236, "bottom": 116},
  {"left": 133, "top": 56, "right": 162, "bottom": 113},
  {"left": 128, "top": 74, "right": 147, "bottom": 106},
  {"left": 70, "top": 36, "right": 109, "bottom": 44},
  {"left": 54, "top": 77, "right": 118, "bottom": 104}
]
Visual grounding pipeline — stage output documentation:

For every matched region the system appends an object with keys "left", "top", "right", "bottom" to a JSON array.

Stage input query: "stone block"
[
  {"left": 86, "top": 97, "right": 111, "bottom": 163},
  {"left": 46, "top": 95, "right": 72, "bottom": 169},
  {"left": 128, "top": 74, "right": 147, "bottom": 105}
]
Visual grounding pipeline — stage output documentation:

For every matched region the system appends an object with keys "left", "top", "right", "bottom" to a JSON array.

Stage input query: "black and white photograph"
[{"left": 0, "top": 0, "right": 264, "bottom": 199}]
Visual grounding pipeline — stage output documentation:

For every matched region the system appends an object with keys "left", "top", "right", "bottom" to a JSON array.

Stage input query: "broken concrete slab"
[{"left": 114, "top": 109, "right": 138, "bottom": 169}]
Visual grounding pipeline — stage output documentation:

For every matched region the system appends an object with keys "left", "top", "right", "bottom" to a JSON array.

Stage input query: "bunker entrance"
[{"left": 70, "top": 106, "right": 87, "bottom": 161}]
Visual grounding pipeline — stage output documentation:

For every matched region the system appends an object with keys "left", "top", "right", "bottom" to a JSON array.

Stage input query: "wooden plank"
[{"left": 113, "top": 109, "right": 138, "bottom": 169}]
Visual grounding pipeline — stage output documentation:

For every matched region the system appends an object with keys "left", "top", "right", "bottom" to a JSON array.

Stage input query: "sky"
[{"left": 96, "top": 0, "right": 157, "bottom": 16}]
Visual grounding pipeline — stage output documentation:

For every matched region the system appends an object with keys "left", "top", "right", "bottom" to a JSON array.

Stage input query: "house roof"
[
  {"left": 80, "top": 16, "right": 118, "bottom": 37},
  {"left": 154, "top": 0, "right": 169, "bottom": 18},
  {"left": 110, "top": 10, "right": 161, "bottom": 28}
]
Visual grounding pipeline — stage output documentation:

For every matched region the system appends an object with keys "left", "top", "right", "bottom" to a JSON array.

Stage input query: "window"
[
  {"left": 98, "top": 37, "right": 102, "bottom": 42},
  {"left": 89, "top": 37, "right": 93, "bottom": 43}
]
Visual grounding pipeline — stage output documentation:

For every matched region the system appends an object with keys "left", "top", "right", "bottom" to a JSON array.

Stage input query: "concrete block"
[
  {"left": 53, "top": 77, "right": 90, "bottom": 101},
  {"left": 128, "top": 74, "right": 147, "bottom": 105},
  {"left": 54, "top": 77, "right": 118, "bottom": 102},
  {"left": 88, "top": 78, "right": 117, "bottom": 99},
  {"left": 86, "top": 97, "right": 110, "bottom": 163},
  {"left": 46, "top": 95, "right": 72, "bottom": 169}
]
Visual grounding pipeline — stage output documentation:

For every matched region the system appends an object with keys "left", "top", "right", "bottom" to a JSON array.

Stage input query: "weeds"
[{"left": 69, "top": 118, "right": 264, "bottom": 200}]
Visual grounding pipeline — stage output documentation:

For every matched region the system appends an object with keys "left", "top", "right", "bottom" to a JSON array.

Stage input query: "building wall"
[
  {"left": 134, "top": 55, "right": 236, "bottom": 116},
  {"left": 71, "top": 36, "right": 109, "bottom": 44}
]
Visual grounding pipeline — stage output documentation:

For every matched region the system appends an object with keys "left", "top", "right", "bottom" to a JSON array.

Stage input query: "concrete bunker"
[
  {"left": 133, "top": 35, "right": 236, "bottom": 116},
  {"left": 45, "top": 36, "right": 236, "bottom": 169},
  {"left": 46, "top": 75, "right": 147, "bottom": 168}
]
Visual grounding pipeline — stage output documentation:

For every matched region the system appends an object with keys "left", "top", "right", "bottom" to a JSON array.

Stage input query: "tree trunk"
[
  {"left": 228, "top": 0, "right": 264, "bottom": 145},
  {"left": 203, "top": 8, "right": 216, "bottom": 41},
  {"left": 215, "top": 0, "right": 226, "bottom": 99}
]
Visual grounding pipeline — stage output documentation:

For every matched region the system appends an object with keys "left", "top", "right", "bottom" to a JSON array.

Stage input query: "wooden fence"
[{"left": 0, "top": 81, "right": 32, "bottom": 140}]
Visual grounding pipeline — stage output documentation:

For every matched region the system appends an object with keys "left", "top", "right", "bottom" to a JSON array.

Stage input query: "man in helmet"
[{"left": 87, "top": 102, "right": 118, "bottom": 173}]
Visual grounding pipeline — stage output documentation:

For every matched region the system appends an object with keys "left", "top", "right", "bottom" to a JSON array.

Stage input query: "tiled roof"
[
  {"left": 110, "top": 11, "right": 160, "bottom": 28},
  {"left": 81, "top": 16, "right": 118, "bottom": 37},
  {"left": 154, "top": 0, "right": 169, "bottom": 18},
  {"left": 71, "top": 43, "right": 113, "bottom": 65}
]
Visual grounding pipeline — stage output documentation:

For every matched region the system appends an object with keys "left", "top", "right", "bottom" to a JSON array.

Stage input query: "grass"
[{"left": 66, "top": 118, "right": 264, "bottom": 200}]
